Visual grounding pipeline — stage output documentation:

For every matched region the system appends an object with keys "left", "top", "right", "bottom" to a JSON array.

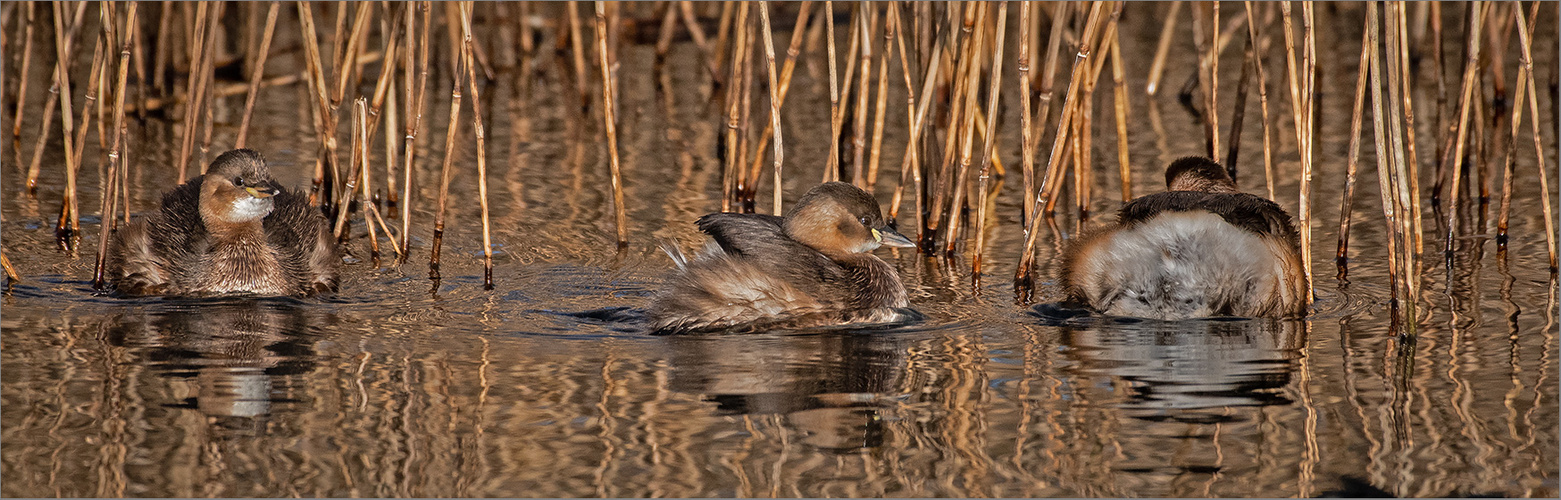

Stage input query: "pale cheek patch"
[{"left": 230, "top": 197, "right": 275, "bottom": 221}]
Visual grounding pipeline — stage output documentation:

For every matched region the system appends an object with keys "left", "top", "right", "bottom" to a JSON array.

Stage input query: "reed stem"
[
  {"left": 1335, "top": 10, "right": 1372, "bottom": 268},
  {"left": 235, "top": 1, "right": 280, "bottom": 149},
  {"left": 596, "top": 1, "right": 628, "bottom": 247},
  {"left": 1512, "top": 3, "right": 1558, "bottom": 272},
  {"left": 1145, "top": 1, "right": 1183, "bottom": 96},
  {"left": 758, "top": 1, "right": 784, "bottom": 216},
  {"left": 10, "top": 2, "right": 35, "bottom": 140},
  {"left": 93, "top": 2, "right": 137, "bottom": 289},
  {"left": 459, "top": 1, "right": 494, "bottom": 286},
  {"left": 972, "top": 1, "right": 1008, "bottom": 279}
]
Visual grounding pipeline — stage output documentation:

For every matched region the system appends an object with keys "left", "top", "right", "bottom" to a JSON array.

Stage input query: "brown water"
[{"left": 3, "top": 3, "right": 1558, "bottom": 497}]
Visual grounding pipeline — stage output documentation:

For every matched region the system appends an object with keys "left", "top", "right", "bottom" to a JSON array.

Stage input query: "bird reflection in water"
[
  {"left": 102, "top": 299, "right": 331, "bottom": 430},
  {"left": 657, "top": 331, "right": 908, "bottom": 453},
  {"left": 1054, "top": 316, "right": 1305, "bottom": 482}
]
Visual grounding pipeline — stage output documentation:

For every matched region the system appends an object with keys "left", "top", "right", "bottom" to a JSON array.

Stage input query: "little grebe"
[
  {"left": 107, "top": 149, "right": 340, "bottom": 296},
  {"left": 1060, "top": 156, "right": 1307, "bottom": 319},
  {"left": 649, "top": 182, "right": 918, "bottom": 333}
]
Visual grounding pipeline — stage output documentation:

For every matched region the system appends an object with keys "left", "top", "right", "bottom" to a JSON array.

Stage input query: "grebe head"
[
  {"left": 199, "top": 149, "right": 279, "bottom": 227},
  {"left": 1164, "top": 156, "right": 1239, "bottom": 193},
  {"left": 782, "top": 182, "right": 916, "bottom": 256}
]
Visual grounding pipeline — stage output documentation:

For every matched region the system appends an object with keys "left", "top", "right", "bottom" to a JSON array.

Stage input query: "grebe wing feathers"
[
  {"left": 1118, "top": 191, "right": 1299, "bottom": 245},
  {"left": 694, "top": 212, "right": 849, "bottom": 291}
]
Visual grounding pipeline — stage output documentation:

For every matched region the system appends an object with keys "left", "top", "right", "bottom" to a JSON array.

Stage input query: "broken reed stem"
[
  {"left": 1512, "top": 4, "right": 1558, "bottom": 272},
  {"left": 972, "top": 1, "right": 1008, "bottom": 278},
  {"left": 457, "top": 1, "right": 493, "bottom": 286},
  {"left": 400, "top": 1, "right": 431, "bottom": 257},
  {"left": 1016, "top": 1, "right": 1105, "bottom": 291},
  {"left": 93, "top": 2, "right": 138, "bottom": 289},
  {"left": 1145, "top": 1, "right": 1183, "bottom": 96},
  {"left": 1335, "top": 10, "right": 1372, "bottom": 267},
  {"left": 596, "top": 1, "right": 628, "bottom": 247},
  {"left": 234, "top": 1, "right": 281, "bottom": 149},
  {"left": 757, "top": 1, "right": 785, "bottom": 216},
  {"left": 1441, "top": 1, "right": 1482, "bottom": 255}
]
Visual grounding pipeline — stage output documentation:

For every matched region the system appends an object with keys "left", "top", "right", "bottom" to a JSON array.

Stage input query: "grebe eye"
[
  {"left": 859, "top": 216, "right": 871, "bottom": 226},
  {"left": 233, "top": 177, "right": 244, "bottom": 187}
]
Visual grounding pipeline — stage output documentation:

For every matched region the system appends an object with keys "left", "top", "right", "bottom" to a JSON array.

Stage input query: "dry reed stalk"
[
  {"left": 942, "top": 1, "right": 987, "bottom": 256},
  {"left": 175, "top": 2, "right": 219, "bottom": 178},
  {"left": 333, "top": 2, "right": 372, "bottom": 108},
  {"left": 1110, "top": 22, "right": 1130, "bottom": 201},
  {"left": 351, "top": 98, "right": 383, "bottom": 261},
  {"left": 361, "top": 6, "right": 407, "bottom": 146},
  {"left": 865, "top": 1, "right": 893, "bottom": 188},
  {"left": 455, "top": 1, "right": 493, "bottom": 285},
  {"left": 971, "top": 1, "right": 1008, "bottom": 277},
  {"left": 1440, "top": 1, "right": 1483, "bottom": 254},
  {"left": 567, "top": 2, "right": 590, "bottom": 111},
  {"left": 48, "top": 1, "right": 85, "bottom": 248},
  {"left": 1025, "top": 1, "right": 1068, "bottom": 218},
  {"left": 888, "top": 16, "right": 942, "bottom": 241},
  {"left": 334, "top": 97, "right": 366, "bottom": 240},
  {"left": 886, "top": 2, "right": 920, "bottom": 219},
  {"left": 1, "top": 251, "right": 17, "bottom": 283},
  {"left": 654, "top": 2, "right": 680, "bottom": 61},
  {"left": 1300, "top": 1, "right": 1316, "bottom": 302},
  {"left": 1145, "top": 1, "right": 1183, "bottom": 96},
  {"left": 823, "top": 1, "right": 840, "bottom": 182},
  {"left": 1018, "top": 2, "right": 1037, "bottom": 218},
  {"left": 734, "top": 13, "right": 758, "bottom": 210},
  {"left": 1499, "top": 2, "right": 1540, "bottom": 246},
  {"left": 1241, "top": 1, "right": 1275, "bottom": 200},
  {"left": 61, "top": 27, "right": 108, "bottom": 249},
  {"left": 1226, "top": 32, "right": 1252, "bottom": 176},
  {"left": 196, "top": 2, "right": 224, "bottom": 165},
  {"left": 10, "top": 2, "right": 34, "bottom": 140},
  {"left": 1512, "top": 4, "right": 1558, "bottom": 272},
  {"left": 298, "top": 1, "right": 341, "bottom": 206},
  {"left": 1366, "top": 2, "right": 1404, "bottom": 306},
  {"left": 1335, "top": 11, "right": 1371, "bottom": 267},
  {"left": 93, "top": 2, "right": 137, "bottom": 289},
  {"left": 400, "top": 1, "right": 432, "bottom": 256},
  {"left": 721, "top": 2, "right": 750, "bottom": 211},
  {"left": 741, "top": 1, "right": 814, "bottom": 198},
  {"left": 1015, "top": 1, "right": 1105, "bottom": 291},
  {"left": 757, "top": 1, "right": 785, "bottom": 216},
  {"left": 596, "top": 1, "right": 628, "bottom": 246},
  {"left": 1190, "top": 1, "right": 1218, "bottom": 158},
  {"left": 1382, "top": 1, "right": 1416, "bottom": 300},
  {"left": 234, "top": 1, "right": 281, "bottom": 149},
  {"left": 825, "top": 2, "right": 863, "bottom": 184},
  {"left": 1279, "top": 2, "right": 1313, "bottom": 300},
  {"left": 712, "top": 1, "right": 734, "bottom": 73},
  {"left": 430, "top": 23, "right": 467, "bottom": 280},
  {"left": 1394, "top": 3, "right": 1422, "bottom": 255},
  {"left": 849, "top": 2, "right": 876, "bottom": 187},
  {"left": 676, "top": 2, "right": 724, "bottom": 85},
  {"left": 25, "top": 1, "right": 87, "bottom": 193},
  {"left": 151, "top": 1, "right": 172, "bottom": 95},
  {"left": 927, "top": 3, "right": 978, "bottom": 243}
]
